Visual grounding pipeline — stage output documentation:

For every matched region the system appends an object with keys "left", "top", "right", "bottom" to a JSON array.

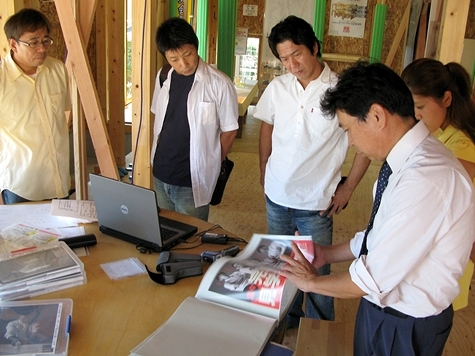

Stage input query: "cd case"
[
  {"left": 100, "top": 257, "right": 147, "bottom": 280},
  {"left": 0, "top": 298, "right": 72, "bottom": 356},
  {"left": 0, "top": 242, "right": 86, "bottom": 301}
]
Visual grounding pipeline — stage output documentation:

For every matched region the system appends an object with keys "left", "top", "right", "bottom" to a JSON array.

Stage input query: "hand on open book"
[{"left": 279, "top": 241, "right": 319, "bottom": 293}]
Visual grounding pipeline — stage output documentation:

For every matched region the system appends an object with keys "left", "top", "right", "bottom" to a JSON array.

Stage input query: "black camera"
[{"left": 201, "top": 245, "right": 240, "bottom": 263}]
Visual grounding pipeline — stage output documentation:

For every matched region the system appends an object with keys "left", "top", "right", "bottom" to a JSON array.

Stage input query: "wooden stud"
[
  {"left": 437, "top": 0, "right": 470, "bottom": 63},
  {"left": 130, "top": 0, "right": 154, "bottom": 187},
  {"left": 107, "top": 0, "right": 125, "bottom": 166},
  {"left": 424, "top": 0, "right": 443, "bottom": 58},
  {"left": 415, "top": 0, "right": 430, "bottom": 60}
]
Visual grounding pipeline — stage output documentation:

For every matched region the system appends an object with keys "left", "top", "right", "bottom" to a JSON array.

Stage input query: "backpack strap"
[{"left": 159, "top": 63, "right": 172, "bottom": 87}]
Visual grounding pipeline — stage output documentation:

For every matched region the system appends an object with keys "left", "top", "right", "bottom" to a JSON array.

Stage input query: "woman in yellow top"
[{"left": 402, "top": 58, "right": 475, "bottom": 310}]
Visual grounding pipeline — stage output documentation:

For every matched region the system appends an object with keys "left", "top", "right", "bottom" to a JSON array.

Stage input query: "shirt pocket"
[{"left": 198, "top": 102, "right": 216, "bottom": 125}]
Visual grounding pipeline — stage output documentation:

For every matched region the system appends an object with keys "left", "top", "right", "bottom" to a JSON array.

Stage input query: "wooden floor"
[{"left": 209, "top": 107, "right": 475, "bottom": 355}]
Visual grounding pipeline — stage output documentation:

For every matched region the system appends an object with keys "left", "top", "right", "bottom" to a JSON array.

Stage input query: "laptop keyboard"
[{"left": 160, "top": 226, "right": 177, "bottom": 241}]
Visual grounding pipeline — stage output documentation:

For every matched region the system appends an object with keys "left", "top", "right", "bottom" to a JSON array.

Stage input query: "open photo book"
[{"left": 130, "top": 233, "right": 314, "bottom": 356}]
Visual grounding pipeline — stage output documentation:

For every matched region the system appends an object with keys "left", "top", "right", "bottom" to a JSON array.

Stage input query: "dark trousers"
[{"left": 354, "top": 298, "right": 453, "bottom": 356}]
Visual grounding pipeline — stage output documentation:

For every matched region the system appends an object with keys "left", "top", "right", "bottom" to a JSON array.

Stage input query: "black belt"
[{"left": 369, "top": 301, "right": 408, "bottom": 319}]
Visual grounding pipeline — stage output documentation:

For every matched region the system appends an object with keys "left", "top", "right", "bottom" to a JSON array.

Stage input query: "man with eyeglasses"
[{"left": 0, "top": 8, "right": 71, "bottom": 204}]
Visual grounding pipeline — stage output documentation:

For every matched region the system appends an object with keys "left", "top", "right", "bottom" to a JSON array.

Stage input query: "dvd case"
[{"left": 0, "top": 298, "right": 72, "bottom": 356}]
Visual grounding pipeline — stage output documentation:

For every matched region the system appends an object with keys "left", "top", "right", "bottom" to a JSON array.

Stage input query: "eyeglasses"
[{"left": 16, "top": 36, "right": 54, "bottom": 49}]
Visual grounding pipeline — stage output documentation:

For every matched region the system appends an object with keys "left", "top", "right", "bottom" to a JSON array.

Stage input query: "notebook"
[{"left": 89, "top": 174, "right": 198, "bottom": 252}]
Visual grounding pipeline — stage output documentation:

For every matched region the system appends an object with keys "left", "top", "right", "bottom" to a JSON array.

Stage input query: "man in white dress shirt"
[{"left": 280, "top": 61, "right": 475, "bottom": 355}]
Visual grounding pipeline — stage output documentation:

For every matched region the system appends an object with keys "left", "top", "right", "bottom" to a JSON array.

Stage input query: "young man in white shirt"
[
  {"left": 254, "top": 15, "right": 370, "bottom": 324},
  {"left": 150, "top": 18, "right": 238, "bottom": 221}
]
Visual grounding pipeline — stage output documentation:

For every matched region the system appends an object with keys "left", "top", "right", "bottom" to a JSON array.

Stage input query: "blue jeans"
[
  {"left": 1, "top": 190, "right": 69, "bottom": 204},
  {"left": 153, "top": 177, "right": 209, "bottom": 221},
  {"left": 265, "top": 195, "right": 335, "bottom": 325},
  {"left": 1, "top": 190, "right": 30, "bottom": 204}
]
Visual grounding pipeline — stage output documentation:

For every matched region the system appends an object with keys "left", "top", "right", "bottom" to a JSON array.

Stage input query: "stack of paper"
[{"left": 0, "top": 241, "right": 86, "bottom": 301}]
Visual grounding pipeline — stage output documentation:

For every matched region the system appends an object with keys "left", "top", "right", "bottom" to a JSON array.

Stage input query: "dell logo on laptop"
[{"left": 120, "top": 205, "right": 129, "bottom": 215}]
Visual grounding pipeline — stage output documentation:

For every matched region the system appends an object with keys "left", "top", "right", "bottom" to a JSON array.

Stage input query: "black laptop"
[{"left": 89, "top": 174, "right": 198, "bottom": 252}]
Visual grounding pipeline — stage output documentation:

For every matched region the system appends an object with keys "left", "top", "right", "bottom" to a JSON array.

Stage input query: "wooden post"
[
  {"left": 207, "top": 0, "right": 218, "bottom": 64},
  {"left": 131, "top": 0, "right": 154, "bottom": 187},
  {"left": 107, "top": 0, "right": 125, "bottom": 166}
]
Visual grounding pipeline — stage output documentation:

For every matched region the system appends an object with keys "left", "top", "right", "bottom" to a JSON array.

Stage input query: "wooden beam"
[
  {"left": 54, "top": 0, "right": 119, "bottom": 180},
  {"left": 322, "top": 53, "right": 361, "bottom": 63},
  {"left": 437, "top": 0, "right": 470, "bottom": 63}
]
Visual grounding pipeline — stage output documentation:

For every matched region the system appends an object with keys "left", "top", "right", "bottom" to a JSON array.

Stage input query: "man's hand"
[
  {"left": 280, "top": 241, "right": 320, "bottom": 293},
  {"left": 321, "top": 179, "right": 352, "bottom": 217}
]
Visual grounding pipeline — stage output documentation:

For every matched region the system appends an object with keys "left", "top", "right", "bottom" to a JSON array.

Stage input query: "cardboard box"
[{"left": 294, "top": 318, "right": 354, "bottom": 356}]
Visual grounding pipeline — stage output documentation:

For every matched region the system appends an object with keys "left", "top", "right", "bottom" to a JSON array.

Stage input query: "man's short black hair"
[
  {"left": 155, "top": 17, "right": 199, "bottom": 57},
  {"left": 320, "top": 61, "right": 415, "bottom": 122},
  {"left": 4, "top": 8, "right": 51, "bottom": 41},
  {"left": 267, "top": 15, "right": 321, "bottom": 60}
]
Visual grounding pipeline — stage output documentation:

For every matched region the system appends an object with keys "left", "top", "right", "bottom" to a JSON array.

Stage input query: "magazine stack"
[{"left": 0, "top": 241, "right": 86, "bottom": 301}]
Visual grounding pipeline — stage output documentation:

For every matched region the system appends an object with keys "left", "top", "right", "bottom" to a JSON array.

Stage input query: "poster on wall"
[
  {"left": 328, "top": 0, "right": 368, "bottom": 38},
  {"left": 235, "top": 28, "right": 248, "bottom": 55}
]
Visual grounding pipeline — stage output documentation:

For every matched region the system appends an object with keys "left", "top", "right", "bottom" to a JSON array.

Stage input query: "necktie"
[{"left": 359, "top": 161, "right": 392, "bottom": 257}]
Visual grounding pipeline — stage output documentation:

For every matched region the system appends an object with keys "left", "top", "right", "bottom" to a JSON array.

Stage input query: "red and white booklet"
[
  {"left": 201, "top": 234, "right": 314, "bottom": 317},
  {"left": 130, "top": 234, "right": 314, "bottom": 356}
]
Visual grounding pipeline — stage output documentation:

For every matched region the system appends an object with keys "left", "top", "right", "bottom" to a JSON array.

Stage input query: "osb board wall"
[
  {"left": 39, "top": 1, "right": 66, "bottom": 62},
  {"left": 236, "top": 0, "right": 265, "bottom": 36},
  {"left": 465, "top": 0, "right": 475, "bottom": 38},
  {"left": 323, "top": 0, "right": 410, "bottom": 74},
  {"left": 40, "top": 1, "right": 97, "bottom": 79}
]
